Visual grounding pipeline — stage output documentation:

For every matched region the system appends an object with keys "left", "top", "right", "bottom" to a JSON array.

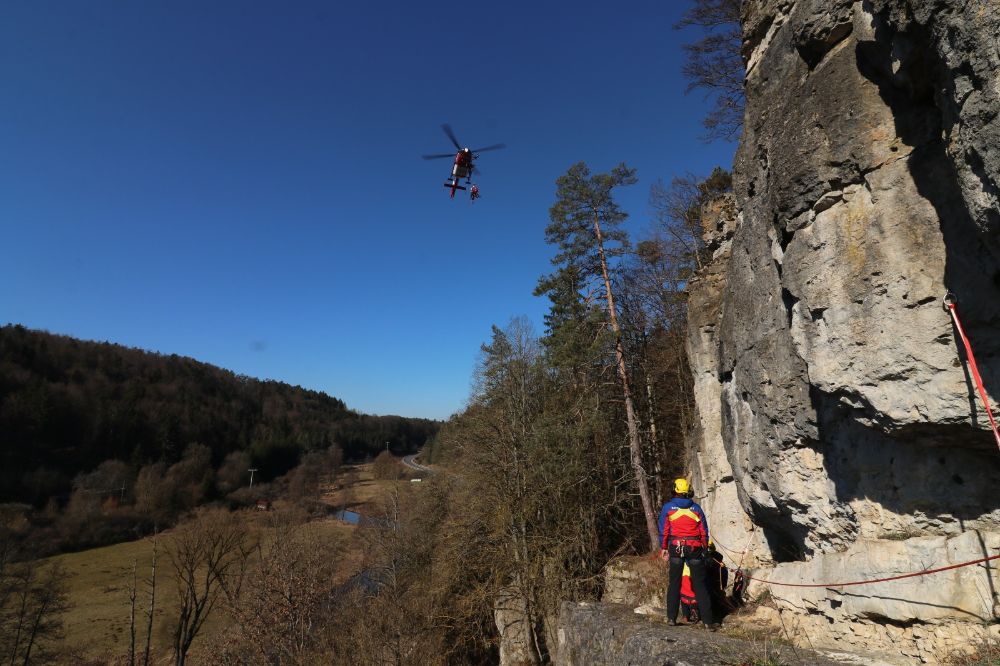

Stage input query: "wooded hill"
[{"left": 0, "top": 324, "right": 439, "bottom": 506}]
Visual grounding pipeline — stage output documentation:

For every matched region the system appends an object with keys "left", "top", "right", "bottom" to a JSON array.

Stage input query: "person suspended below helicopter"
[
  {"left": 470, "top": 184, "right": 480, "bottom": 201},
  {"left": 421, "top": 123, "right": 505, "bottom": 199}
]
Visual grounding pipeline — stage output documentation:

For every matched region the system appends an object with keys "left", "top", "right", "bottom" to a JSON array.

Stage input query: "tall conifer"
[{"left": 538, "top": 162, "right": 659, "bottom": 551}]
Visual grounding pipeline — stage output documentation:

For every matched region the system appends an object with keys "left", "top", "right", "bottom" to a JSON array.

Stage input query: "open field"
[
  {"left": 52, "top": 516, "right": 356, "bottom": 663},
  {"left": 322, "top": 460, "right": 422, "bottom": 514},
  {"left": 52, "top": 532, "right": 175, "bottom": 662},
  {"left": 50, "top": 460, "right": 417, "bottom": 662}
]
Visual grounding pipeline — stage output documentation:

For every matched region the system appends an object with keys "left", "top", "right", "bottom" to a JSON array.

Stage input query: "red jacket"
[{"left": 657, "top": 497, "right": 709, "bottom": 548}]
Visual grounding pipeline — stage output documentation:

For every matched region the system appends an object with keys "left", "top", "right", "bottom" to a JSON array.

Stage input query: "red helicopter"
[{"left": 422, "top": 124, "right": 506, "bottom": 199}]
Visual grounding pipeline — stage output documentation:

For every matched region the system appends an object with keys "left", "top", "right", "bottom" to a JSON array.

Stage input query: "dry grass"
[
  {"left": 49, "top": 462, "right": 410, "bottom": 661},
  {"left": 948, "top": 635, "right": 1000, "bottom": 666},
  {"left": 721, "top": 624, "right": 787, "bottom": 645},
  {"left": 710, "top": 622, "right": 794, "bottom": 666},
  {"left": 51, "top": 532, "right": 177, "bottom": 662},
  {"left": 51, "top": 511, "right": 355, "bottom": 661},
  {"left": 322, "top": 463, "right": 414, "bottom": 514}
]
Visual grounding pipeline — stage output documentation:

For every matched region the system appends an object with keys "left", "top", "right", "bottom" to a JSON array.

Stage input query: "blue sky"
[{"left": 1, "top": 1, "right": 735, "bottom": 420}]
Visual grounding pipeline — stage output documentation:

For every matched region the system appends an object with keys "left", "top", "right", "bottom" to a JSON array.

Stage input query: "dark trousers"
[{"left": 667, "top": 548, "right": 714, "bottom": 625}]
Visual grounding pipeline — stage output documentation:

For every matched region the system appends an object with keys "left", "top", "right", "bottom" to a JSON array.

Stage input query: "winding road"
[{"left": 402, "top": 453, "right": 432, "bottom": 473}]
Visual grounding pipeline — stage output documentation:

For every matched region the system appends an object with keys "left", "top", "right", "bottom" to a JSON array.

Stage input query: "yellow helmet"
[{"left": 673, "top": 478, "right": 691, "bottom": 496}]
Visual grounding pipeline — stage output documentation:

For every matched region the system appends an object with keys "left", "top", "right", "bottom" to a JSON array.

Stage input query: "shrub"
[{"left": 371, "top": 451, "right": 401, "bottom": 481}]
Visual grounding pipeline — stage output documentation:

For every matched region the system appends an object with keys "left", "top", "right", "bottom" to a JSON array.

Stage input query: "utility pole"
[{"left": 248, "top": 468, "right": 258, "bottom": 490}]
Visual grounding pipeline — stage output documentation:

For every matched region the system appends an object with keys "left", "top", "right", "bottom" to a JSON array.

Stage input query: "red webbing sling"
[{"left": 944, "top": 292, "right": 1000, "bottom": 452}]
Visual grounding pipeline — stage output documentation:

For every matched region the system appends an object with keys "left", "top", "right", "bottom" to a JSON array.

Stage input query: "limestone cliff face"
[{"left": 688, "top": 0, "right": 1000, "bottom": 659}]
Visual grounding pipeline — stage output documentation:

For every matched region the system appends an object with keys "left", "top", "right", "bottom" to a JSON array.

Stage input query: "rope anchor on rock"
[{"left": 942, "top": 290, "right": 1000, "bottom": 452}]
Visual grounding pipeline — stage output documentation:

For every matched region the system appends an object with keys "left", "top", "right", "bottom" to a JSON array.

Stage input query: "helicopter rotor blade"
[
  {"left": 421, "top": 153, "right": 455, "bottom": 160},
  {"left": 441, "top": 124, "right": 462, "bottom": 150},
  {"left": 470, "top": 143, "right": 506, "bottom": 153}
]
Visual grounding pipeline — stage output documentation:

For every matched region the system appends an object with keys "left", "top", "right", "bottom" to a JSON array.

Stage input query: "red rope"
[
  {"left": 945, "top": 295, "right": 1000, "bottom": 452},
  {"left": 708, "top": 530, "right": 999, "bottom": 590},
  {"left": 746, "top": 552, "right": 1000, "bottom": 588},
  {"left": 652, "top": 540, "right": 1000, "bottom": 589}
]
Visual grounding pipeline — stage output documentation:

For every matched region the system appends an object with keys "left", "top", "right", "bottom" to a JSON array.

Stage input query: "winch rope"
[
  {"left": 711, "top": 526, "right": 756, "bottom": 565},
  {"left": 734, "top": 524, "right": 756, "bottom": 574},
  {"left": 711, "top": 538, "right": 743, "bottom": 557},
  {"left": 944, "top": 292, "right": 1000, "bottom": 452}
]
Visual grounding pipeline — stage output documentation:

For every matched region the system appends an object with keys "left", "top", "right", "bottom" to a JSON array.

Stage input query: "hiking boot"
[
  {"left": 667, "top": 619, "right": 679, "bottom": 626},
  {"left": 706, "top": 623, "right": 721, "bottom": 632}
]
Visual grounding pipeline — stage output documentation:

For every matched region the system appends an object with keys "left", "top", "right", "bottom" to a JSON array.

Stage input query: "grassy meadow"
[{"left": 49, "top": 461, "right": 413, "bottom": 663}]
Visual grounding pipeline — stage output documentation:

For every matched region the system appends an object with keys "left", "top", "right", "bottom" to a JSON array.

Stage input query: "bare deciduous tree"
[
  {"left": 649, "top": 167, "right": 732, "bottom": 276},
  {"left": 127, "top": 559, "right": 137, "bottom": 666},
  {"left": 218, "top": 510, "right": 341, "bottom": 664},
  {"left": 167, "top": 509, "right": 252, "bottom": 666},
  {"left": 124, "top": 531, "right": 159, "bottom": 666},
  {"left": 216, "top": 451, "right": 252, "bottom": 496},
  {"left": 371, "top": 450, "right": 402, "bottom": 481},
  {"left": 428, "top": 318, "right": 635, "bottom": 662},
  {"left": 324, "top": 479, "right": 494, "bottom": 666},
  {"left": 0, "top": 560, "right": 70, "bottom": 665},
  {"left": 288, "top": 446, "right": 342, "bottom": 505},
  {"left": 142, "top": 533, "right": 157, "bottom": 666},
  {"left": 677, "top": 0, "right": 744, "bottom": 140}
]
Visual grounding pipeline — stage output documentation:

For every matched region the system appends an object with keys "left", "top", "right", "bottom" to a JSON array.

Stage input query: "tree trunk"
[
  {"left": 592, "top": 211, "right": 660, "bottom": 551},
  {"left": 143, "top": 535, "right": 157, "bottom": 666},
  {"left": 645, "top": 368, "right": 664, "bottom": 507},
  {"left": 128, "top": 560, "right": 137, "bottom": 666},
  {"left": 10, "top": 581, "right": 29, "bottom": 665},
  {"left": 22, "top": 601, "right": 48, "bottom": 666}
]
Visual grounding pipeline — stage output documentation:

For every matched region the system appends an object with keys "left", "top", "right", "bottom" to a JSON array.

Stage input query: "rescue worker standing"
[{"left": 658, "top": 478, "right": 719, "bottom": 630}]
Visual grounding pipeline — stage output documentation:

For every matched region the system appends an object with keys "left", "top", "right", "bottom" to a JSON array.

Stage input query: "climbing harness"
[{"left": 943, "top": 292, "right": 1000, "bottom": 451}]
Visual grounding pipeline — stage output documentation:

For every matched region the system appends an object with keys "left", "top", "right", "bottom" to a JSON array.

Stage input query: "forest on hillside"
[{"left": 0, "top": 324, "right": 439, "bottom": 510}]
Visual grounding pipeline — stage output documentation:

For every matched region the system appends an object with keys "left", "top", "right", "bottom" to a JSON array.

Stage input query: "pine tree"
[{"left": 537, "top": 162, "right": 660, "bottom": 551}]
